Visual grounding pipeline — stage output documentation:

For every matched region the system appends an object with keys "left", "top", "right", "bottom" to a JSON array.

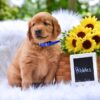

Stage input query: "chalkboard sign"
[{"left": 70, "top": 52, "right": 98, "bottom": 83}]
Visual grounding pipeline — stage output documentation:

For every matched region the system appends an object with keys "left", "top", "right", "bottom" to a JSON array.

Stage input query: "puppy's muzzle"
[{"left": 35, "top": 29, "right": 42, "bottom": 37}]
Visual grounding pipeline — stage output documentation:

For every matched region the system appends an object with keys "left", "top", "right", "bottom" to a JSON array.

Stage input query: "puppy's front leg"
[
  {"left": 44, "top": 62, "right": 58, "bottom": 84},
  {"left": 21, "top": 65, "right": 34, "bottom": 89}
]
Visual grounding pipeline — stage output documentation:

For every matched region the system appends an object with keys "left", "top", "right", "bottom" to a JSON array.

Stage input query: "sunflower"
[
  {"left": 81, "top": 36, "right": 96, "bottom": 53},
  {"left": 61, "top": 15, "right": 100, "bottom": 55},
  {"left": 68, "top": 25, "right": 91, "bottom": 38},
  {"left": 91, "top": 31, "right": 100, "bottom": 49},
  {"left": 80, "top": 16, "right": 97, "bottom": 30},
  {"left": 93, "top": 21, "right": 100, "bottom": 32},
  {"left": 97, "top": 21, "right": 100, "bottom": 26},
  {"left": 65, "top": 36, "right": 82, "bottom": 53}
]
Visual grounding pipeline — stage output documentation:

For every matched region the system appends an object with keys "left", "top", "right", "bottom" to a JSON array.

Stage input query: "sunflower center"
[
  {"left": 92, "top": 35, "right": 100, "bottom": 44},
  {"left": 85, "top": 24, "right": 94, "bottom": 29},
  {"left": 77, "top": 32, "right": 85, "bottom": 38},
  {"left": 83, "top": 40, "right": 92, "bottom": 49},
  {"left": 72, "top": 39, "right": 76, "bottom": 47}
]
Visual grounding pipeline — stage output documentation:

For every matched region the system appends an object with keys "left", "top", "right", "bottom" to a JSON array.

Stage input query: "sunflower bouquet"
[{"left": 61, "top": 16, "right": 100, "bottom": 56}]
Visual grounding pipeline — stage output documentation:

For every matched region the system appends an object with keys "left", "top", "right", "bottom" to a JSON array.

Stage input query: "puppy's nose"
[{"left": 35, "top": 30, "right": 42, "bottom": 37}]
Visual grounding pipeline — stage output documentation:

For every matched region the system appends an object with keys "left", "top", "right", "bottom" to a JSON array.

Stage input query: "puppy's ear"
[
  {"left": 52, "top": 17, "right": 61, "bottom": 38},
  {"left": 27, "top": 20, "right": 32, "bottom": 40}
]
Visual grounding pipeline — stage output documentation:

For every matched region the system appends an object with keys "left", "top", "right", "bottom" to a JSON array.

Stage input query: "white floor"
[{"left": 0, "top": 80, "right": 100, "bottom": 100}]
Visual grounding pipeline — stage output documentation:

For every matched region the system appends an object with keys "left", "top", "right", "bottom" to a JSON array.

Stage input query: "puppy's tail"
[{"left": 52, "top": 9, "right": 82, "bottom": 35}]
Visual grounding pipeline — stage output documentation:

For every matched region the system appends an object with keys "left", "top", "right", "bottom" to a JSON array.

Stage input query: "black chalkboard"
[
  {"left": 74, "top": 57, "right": 94, "bottom": 82},
  {"left": 70, "top": 53, "right": 98, "bottom": 83}
]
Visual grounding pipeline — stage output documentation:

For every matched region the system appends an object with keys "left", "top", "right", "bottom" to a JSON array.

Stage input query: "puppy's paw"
[
  {"left": 22, "top": 80, "right": 33, "bottom": 90},
  {"left": 44, "top": 79, "right": 53, "bottom": 85}
]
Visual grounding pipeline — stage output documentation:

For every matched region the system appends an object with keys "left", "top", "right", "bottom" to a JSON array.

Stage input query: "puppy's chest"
[
  {"left": 38, "top": 48, "right": 57, "bottom": 62},
  {"left": 25, "top": 46, "right": 59, "bottom": 64},
  {"left": 30, "top": 48, "right": 57, "bottom": 78}
]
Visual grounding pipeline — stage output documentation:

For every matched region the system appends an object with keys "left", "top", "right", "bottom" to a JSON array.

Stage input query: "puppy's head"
[{"left": 27, "top": 12, "right": 61, "bottom": 44}]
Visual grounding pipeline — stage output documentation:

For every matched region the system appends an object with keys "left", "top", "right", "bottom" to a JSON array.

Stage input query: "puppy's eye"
[
  {"left": 43, "top": 22, "right": 50, "bottom": 26},
  {"left": 32, "top": 23, "right": 35, "bottom": 26}
]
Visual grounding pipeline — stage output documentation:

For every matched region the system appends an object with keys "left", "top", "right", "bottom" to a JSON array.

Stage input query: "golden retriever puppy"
[{"left": 7, "top": 12, "right": 61, "bottom": 89}]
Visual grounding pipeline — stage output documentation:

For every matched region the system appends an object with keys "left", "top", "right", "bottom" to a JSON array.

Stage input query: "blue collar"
[{"left": 39, "top": 40, "right": 60, "bottom": 47}]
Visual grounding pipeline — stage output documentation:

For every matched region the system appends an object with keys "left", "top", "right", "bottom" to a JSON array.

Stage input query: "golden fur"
[{"left": 7, "top": 12, "right": 61, "bottom": 89}]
